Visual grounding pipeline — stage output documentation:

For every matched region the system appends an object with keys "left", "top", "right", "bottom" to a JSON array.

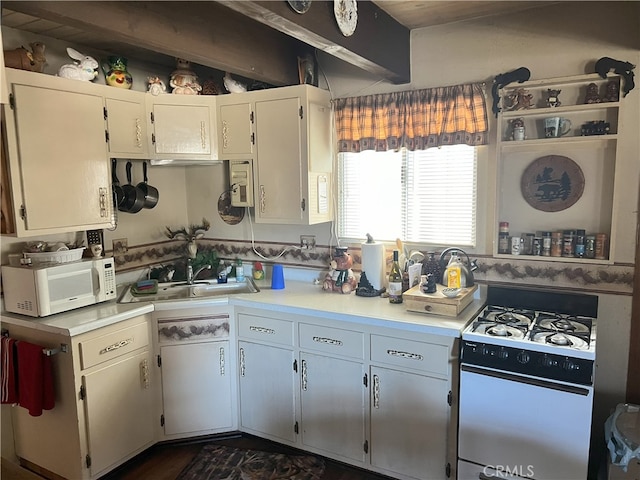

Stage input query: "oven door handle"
[{"left": 461, "top": 364, "right": 591, "bottom": 396}]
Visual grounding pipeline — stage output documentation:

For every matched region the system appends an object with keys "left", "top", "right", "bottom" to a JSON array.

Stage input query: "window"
[{"left": 337, "top": 145, "right": 477, "bottom": 246}]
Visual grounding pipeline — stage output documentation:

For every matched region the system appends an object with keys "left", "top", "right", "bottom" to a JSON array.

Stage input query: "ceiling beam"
[
  {"left": 217, "top": 0, "right": 411, "bottom": 84},
  {"left": 2, "top": 1, "right": 308, "bottom": 86}
]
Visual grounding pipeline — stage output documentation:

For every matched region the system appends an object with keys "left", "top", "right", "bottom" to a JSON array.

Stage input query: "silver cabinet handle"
[
  {"left": 141, "top": 358, "right": 150, "bottom": 389},
  {"left": 200, "top": 121, "right": 207, "bottom": 149},
  {"left": 387, "top": 349, "right": 423, "bottom": 361},
  {"left": 222, "top": 120, "right": 229, "bottom": 149},
  {"left": 373, "top": 374, "right": 380, "bottom": 409},
  {"left": 313, "top": 336, "right": 343, "bottom": 346},
  {"left": 99, "top": 187, "right": 108, "bottom": 218},
  {"left": 249, "top": 325, "right": 275, "bottom": 335},
  {"left": 240, "top": 347, "right": 245, "bottom": 377},
  {"left": 100, "top": 337, "right": 133, "bottom": 355},
  {"left": 301, "top": 359, "right": 308, "bottom": 391},
  {"left": 135, "top": 118, "right": 142, "bottom": 147},
  {"left": 219, "top": 346, "right": 225, "bottom": 376}
]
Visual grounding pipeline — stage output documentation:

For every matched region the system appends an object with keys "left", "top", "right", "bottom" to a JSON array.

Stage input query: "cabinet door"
[
  {"left": 238, "top": 341, "right": 296, "bottom": 443},
  {"left": 9, "top": 84, "right": 111, "bottom": 233},
  {"left": 105, "top": 95, "right": 148, "bottom": 158},
  {"left": 370, "top": 366, "right": 449, "bottom": 480},
  {"left": 82, "top": 349, "right": 154, "bottom": 477},
  {"left": 219, "top": 102, "right": 254, "bottom": 157},
  {"left": 254, "top": 96, "right": 304, "bottom": 224},
  {"left": 151, "top": 104, "right": 212, "bottom": 155},
  {"left": 160, "top": 341, "right": 233, "bottom": 436},
  {"left": 300, "top": 352, "right": 366, "bottom": 462}
]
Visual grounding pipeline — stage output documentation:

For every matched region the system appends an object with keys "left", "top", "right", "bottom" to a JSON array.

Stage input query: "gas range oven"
[{"left": 458, "top": 285, "right": 598, "bottom": 480}]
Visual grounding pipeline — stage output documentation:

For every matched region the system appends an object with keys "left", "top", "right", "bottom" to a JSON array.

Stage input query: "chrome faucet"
[{"left": 186, "top": 258, "right": 211, "bottom": 285}]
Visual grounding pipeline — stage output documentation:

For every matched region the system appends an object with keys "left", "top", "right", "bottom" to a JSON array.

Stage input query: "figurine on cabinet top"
[
  {"left": 169, "top": 58, "right": 202, "bottom": 95},
  {"left": 4, "top": 42, "right": 46, "bottom": 73},
  {"left": 147, "top": 76, "right": 167, "bottom": 96},
  {"left": 584, "top": 82, "right": 601, "bottom": 104},
  {"left": 546, "top": 89, "right": 561, "bottom": 107},
  {"left": 58, "top": 47, "right": 98, "bottom": 82}
]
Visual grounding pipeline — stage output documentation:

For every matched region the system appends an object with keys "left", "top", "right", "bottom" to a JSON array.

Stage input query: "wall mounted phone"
[{"left": 229, "top": 160, "right": 254, "bottom": 207}]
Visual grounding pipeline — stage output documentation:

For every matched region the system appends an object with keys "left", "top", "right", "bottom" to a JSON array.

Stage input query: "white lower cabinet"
[
  {"left": 369, "top": 333, "right": 457, "bottom": 480},
  {"left": 233, "top": 309, "right": 458, "bottom": 480},
  {"left": 238, "top": 341, "right": 297, "bottom": 443},
  {"left": 82, "top": 350, "right": 155, "bottom": 475},
  {"left": 154, "top": 306, "right": 235, "bottom": 440},
  {"left": 298, "top": 322, "right": 366, "bottom": 463},
  {"left": 159, "top": 341, "right": 232, "bottom": 436},
  {"left": 8, "top": 314, "right": 155, "bottom": 480},
  {"left": 300, "top": 352, "right": 366, "bottom": 462},
  {"left": 370, "top": 366, "right": 449, "bottom": 479},
  {"left": 237, "top": 311, "right": 297, "bottom": 443}
]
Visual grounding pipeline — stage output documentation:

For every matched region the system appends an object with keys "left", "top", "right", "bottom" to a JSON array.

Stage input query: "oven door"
[{"left": 458, "top": 364, "right": 593, "bottom": 480}]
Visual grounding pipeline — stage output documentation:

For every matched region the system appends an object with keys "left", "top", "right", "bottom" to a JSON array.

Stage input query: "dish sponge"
[{"left": 130, "top": 279, "right": 158, "bottom": 296}]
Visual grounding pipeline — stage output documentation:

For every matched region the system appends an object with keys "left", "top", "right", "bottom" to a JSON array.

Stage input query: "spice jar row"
[{"left": 498, "top": 222, "right": 609, "bottom": 259}]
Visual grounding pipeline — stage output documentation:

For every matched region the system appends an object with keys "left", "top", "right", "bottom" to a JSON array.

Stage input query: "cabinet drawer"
[
  {"left": 238, "top": 314, "right": 293, "bottom": 346},
  {"left": 157, "top": 314, "right": 230, "bottom": 344},
  {"left": 370, "top": 335, "right": 448, "bottom": 376},
  {"left": 299, "top": 323, "right": 364, "bottom": 359},
  {"left": 79, "top": 322, "right": 149, "bottom": 370}
]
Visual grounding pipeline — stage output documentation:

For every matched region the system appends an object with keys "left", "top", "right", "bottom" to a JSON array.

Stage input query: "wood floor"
[{"left": 99, "top": 433, "right": 395, "bottom": 480}]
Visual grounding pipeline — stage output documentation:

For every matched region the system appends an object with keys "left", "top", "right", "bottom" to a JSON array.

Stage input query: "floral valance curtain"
[{"left": 334, "top": 83, "right": 488, "bottom": 152}]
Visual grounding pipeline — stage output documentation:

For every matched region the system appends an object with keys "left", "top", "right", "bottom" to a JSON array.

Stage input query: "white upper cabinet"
[
  {"left": 3, "top": 69, "right": 113, "bottom": 236},
  {"left": 217, "top": 97, "right": 255, "bottom": 158},
  {"left": 104, "top": 89, "right": 148, "bottom": 158},
  {"left": 254, "top": 85, "right": 333, "bottom": 225},
  {"left": 146, "top": 94, "right": 218, "bottom": 164},
  {"left": 216, "top": 85, "right": 333, "bottom": 225}
]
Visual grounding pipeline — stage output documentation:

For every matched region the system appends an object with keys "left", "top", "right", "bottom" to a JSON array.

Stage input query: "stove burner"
[
  {"left": 548, "top": 333, "right": 571, "bottom": 346},
  {"left": 496, "top": 312, "right": 519, "bottom": 323},
  {"left": 536, "top": 314, "right": 591, "bottom": 335},
  {"left": 483, "top": 307, "right": 535, "bottom": 331},
  {"left": 487, "top": 324, "right": 510, "bottom": 336}
]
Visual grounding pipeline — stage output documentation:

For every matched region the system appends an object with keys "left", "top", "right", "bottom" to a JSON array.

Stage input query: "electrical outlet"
[
  {"left": 300, "top": 235, "right": 316, "bottom": 251},
  {"left": 113, "top": 238, "right": 128, "bottom": 255}
]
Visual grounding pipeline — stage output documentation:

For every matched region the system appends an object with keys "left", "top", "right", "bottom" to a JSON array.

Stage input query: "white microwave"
[{"left": 2, "top": 257, "right": 117, "bottom": 317}]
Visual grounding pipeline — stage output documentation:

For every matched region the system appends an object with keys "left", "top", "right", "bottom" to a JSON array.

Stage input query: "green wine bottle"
[{"left": 388, "top": 250, "right": 403, "bottom": 304}]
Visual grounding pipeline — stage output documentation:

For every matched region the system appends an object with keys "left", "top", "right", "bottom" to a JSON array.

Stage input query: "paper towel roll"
[{"left": 361, "top": 241, "right": 386, "bottom": 290}]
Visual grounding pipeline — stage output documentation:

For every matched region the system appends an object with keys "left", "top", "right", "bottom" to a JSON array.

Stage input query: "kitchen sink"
[{"left": 117, "top": 278, "right": 260, "bottom": 303}]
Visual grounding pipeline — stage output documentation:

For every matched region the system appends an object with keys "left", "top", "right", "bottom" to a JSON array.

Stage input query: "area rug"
[{"left": 176, "top": 444, "right": 326, "bottom": 480}]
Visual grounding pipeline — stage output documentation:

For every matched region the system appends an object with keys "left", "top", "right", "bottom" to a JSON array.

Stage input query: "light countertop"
[{"left": 1, "top": 279, "right": 486, "bottom": 338}]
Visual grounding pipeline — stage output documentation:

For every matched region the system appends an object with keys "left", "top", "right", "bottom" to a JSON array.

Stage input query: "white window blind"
[{"left": 337, "top": 145, "right": 477, "bottom": 246}]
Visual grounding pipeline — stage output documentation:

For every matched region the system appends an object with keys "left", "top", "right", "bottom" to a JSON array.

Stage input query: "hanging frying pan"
[
  {"left": 136, "top": 161, "right": 159, "bottom": 209},
  {"left": 120, "top": 161, "right": 145, "bottom": 213},
  {"left": 111, "top": 158, "right": 125, "bottom": 208}
]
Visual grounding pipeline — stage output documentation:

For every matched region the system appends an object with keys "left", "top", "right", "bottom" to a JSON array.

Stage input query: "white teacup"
[{"left": 90, "top": 244, "right": 103, "bottom": 258}]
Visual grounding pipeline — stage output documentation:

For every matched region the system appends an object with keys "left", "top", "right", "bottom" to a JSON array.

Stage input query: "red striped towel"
[
  {"left": 16, "top": 341, "right": 55, "bottom": 416},
  {"left": 1, "top": 336, "right": 18, "bottom": 404}
]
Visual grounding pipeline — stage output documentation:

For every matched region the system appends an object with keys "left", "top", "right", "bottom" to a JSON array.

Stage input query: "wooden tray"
[{"left": 404, "top": 284, "right": 478, "bottom": 317}]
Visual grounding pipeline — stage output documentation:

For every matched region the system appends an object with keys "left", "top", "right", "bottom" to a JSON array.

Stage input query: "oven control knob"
[
  {"left": 481, "top": 345, "right": 491, "bottom": 356},
  {"left": 516, "top": 351, "right": 530, "bottom": 364},
  {"left": 498, "top": 348, "right": 509, "bottom": 360},
  {"left": 542, "top": 355, "right": 556, "bottom": 368},
  {"left": 562, "top": 359, "right": 577, "bottom": 371}
]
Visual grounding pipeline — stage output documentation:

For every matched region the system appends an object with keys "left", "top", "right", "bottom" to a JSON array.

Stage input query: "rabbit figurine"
[{"left": 58, "top": 47, "right": 98, "bottom": 82}]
